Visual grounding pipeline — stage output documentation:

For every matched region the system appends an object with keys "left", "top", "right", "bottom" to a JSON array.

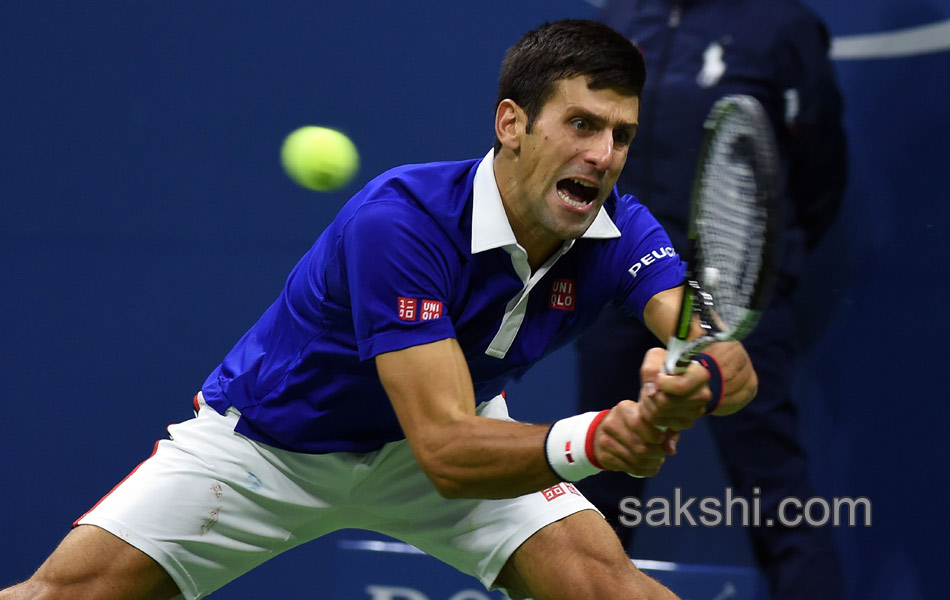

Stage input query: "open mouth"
[{"left": 556, "top": 178, "right": 599, "bottom": 208}]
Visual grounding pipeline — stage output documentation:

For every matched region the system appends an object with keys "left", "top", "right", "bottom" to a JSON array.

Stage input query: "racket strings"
[{"left": 694, "top": 116, "right": 771, "bottom": 334}]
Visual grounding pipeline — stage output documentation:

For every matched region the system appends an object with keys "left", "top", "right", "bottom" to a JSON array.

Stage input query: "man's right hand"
[{"left": 591, "top": 397, "right": 676, "bottom": 477}]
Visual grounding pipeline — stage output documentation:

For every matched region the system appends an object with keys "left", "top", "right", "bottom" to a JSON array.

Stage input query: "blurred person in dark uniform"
[{"left": 575, "top": 1, "right": 847, "bottom": 598}]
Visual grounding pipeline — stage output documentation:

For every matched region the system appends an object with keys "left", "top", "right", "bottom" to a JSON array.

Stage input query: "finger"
[
  {"left": 593, "top": 401, "right": 670, "bottom": 472},
  {"left": 662, "top": 431, "right": 680, "bottom": 455},
  {"left": 636, "top": 382, "right": 661, "bottom": 423},
  {"left": 646, "top": 385, "right": 708, "bottom": 431},
  {"left": 599, "top": 435, "right": 667, "bottom": 475},
  {"left": 639, "top": 347, "right": 666, "bottom": 384},
  {"left": 596, "top": 433, "right": 668, "bottom": 475},
  {"left": 635, "top": 384, "right": 703, "bottom": 434},
  {"left": 602, "top": 399, "right": 666, "bottom": 445},
  {"left": 655, "top": 360, "right": 711, "bottom": 396},
  {"left": 626, "top": 449, "right": 667, "bottom": 477}
]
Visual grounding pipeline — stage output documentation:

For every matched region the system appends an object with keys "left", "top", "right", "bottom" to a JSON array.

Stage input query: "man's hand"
[
  {"left": 590, "top": 348, "right": 712, "bottom": 477},
  {"left": 591, "top": 398, "right": 675, "bottom": 478},
  {"left": 701, "top": 340, "right": 758, "bottom": 415},
  {"left": 638, "top": 347, "right": 712, "bottom": 429},
  {"left": 642, "top": 286, "right": 759, "bottom": 417}
]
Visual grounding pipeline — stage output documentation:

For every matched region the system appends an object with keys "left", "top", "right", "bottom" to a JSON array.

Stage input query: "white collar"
[{"left": 470, "top": 149, "right": 621, "bottom": 255}]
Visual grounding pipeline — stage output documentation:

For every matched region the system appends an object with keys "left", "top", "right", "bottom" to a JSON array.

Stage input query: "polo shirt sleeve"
[
  {"left": 341, "top": 198, "right": 459, "bottom": 360},
  {"left": 611, "top": 199, "right": 686, "bottom": 319}
]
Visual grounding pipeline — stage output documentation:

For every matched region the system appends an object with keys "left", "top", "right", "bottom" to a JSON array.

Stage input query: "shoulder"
[
  {"left": 338, "top": 158, "right": 479, "bottom": 245},
  {"left": 361, "top": 159, "right": 480, "bottom": 206},
  {"left": 587, "top": 193, "right": 676, "bottom": 270},
  {"left": 327, "top": 159, "right": 482, "bottom": 277},
  {"left": 609, "top": 193, "right": 664, "bottom": 233}
]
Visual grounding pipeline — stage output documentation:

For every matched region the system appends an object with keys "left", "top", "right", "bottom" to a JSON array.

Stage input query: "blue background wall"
[{"left": 2, "top": 1, "right": 948, "bottom": 598}]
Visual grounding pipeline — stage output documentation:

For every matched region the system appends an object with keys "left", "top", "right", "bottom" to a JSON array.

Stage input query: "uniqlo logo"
[
  {"left": 398, "top": 297, "right": 417, "bottom": 321},
  {"left": 420, "top": 299, "right": 443, "bottom": 321},
  {"left": 548, "top": 278, "right": 576, "bottom": 311},
  {"left": 542, "top": 484, "right": 567, "bottom": 502},
  {"left": 542, "top": 482, "right": 582, "bottom": 502}
]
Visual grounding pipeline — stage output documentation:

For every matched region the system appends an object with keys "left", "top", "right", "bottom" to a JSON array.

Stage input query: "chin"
[{"left": 559, "top": 220, "right": 596, "bottom": 241}]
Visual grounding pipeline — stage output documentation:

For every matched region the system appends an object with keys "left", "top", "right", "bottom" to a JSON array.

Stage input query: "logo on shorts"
[
  {"left": 548, "top": 278, "right": 576, "bottom": 311},
  {"left": 542, "top": 482, "right": 581, "bottom": 502},
  {"left": 398, "top": 297, "right": 443, "bottom": 321}
]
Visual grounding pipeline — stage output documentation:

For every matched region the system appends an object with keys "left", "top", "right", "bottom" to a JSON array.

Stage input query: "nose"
[{"left": 584, "top": 131, "right": 614, "bottom": 172}]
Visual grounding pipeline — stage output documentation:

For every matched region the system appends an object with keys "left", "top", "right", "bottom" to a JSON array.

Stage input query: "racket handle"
[{"left": 663, "top": 337, "right": 692, "bottom": 374}]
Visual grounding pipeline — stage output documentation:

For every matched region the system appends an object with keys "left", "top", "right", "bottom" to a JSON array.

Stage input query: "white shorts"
[{"left": 77, "top": 394, "right": 598, "bottom": 600}]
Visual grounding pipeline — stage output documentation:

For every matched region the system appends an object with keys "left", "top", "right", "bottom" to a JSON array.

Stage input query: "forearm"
[
  {"left": 377, "top": 339, "right": 569, "bottom": 499},
  {"left": 410, "top": 416, "right": 561, "bottom": 499},
  {"left": 420, "top": 402, "right": 672, "bottom": 497},
  {"left": 379, "top": 339, "right": 686, "bottom": 497}
]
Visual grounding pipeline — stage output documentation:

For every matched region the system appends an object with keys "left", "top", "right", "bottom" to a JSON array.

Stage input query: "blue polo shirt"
[{"left": 201, "top": 151, "right": 684, "bottom": 453}]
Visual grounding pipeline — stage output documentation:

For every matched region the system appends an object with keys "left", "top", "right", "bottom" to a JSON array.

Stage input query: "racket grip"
[
  {"left": 694, "top": 353, "right": 723, "bottom": 414},
  {"left": 663, "top": 336, "right": 693, "bottom": 374}
]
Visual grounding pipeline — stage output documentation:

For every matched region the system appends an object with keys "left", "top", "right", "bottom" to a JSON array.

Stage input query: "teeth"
[
  {"left": 570, "top": 178, "right": 597, "bottom": 188},
  {"left": 558, "top": 188, "right": 588, "bottom": 208}
]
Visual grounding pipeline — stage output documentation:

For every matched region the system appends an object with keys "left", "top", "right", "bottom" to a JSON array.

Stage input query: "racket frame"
[{"left": 663, "top": 94, "right": 780, "bottom": 374}]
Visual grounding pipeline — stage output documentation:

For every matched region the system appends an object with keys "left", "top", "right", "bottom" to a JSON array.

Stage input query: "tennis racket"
[{"left": 664, "top": 94, "right": 780, "bottom": 375}]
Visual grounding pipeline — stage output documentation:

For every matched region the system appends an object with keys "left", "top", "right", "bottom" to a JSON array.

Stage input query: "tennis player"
[{"left": 2, "top": 20, "right": 756, "bottom": 600}]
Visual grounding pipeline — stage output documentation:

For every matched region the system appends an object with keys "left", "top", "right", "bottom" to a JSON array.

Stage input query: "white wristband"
[{"left": 544, "top": 410, "right": 609, "bottom": 482}]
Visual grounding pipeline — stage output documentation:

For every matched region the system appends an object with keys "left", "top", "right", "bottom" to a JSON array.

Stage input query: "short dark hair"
[{"left": 494, "top": 19, "right": 646, "bottom": 151}]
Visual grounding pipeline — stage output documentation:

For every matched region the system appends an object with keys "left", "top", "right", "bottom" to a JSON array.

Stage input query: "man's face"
[{"left": 505, "top": 76, "right": 639, "bottom": 252}]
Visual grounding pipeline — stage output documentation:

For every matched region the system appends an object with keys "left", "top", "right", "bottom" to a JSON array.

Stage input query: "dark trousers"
[{"left": 574, "top": 302, "right": 844, "bottom": 600}]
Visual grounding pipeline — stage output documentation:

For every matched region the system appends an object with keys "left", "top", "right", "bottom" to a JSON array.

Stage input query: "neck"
[{"left": 493, "top": 152, "right": 562, "bottom": 269}]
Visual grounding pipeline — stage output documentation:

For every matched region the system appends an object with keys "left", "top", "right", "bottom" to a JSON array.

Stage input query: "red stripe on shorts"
[{"left": 73, "top": 439, "right": 162, "bottom": 527}]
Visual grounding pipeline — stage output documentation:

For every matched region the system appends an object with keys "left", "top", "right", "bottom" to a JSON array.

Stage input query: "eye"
[
  {"left": 613, "top": 128, "right": 636, "bottom": 147},
  {"left": 570, "top": 118, "right": 591, "bottom": 132}
]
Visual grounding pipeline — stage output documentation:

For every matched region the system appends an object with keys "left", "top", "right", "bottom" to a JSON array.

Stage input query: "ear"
[{"left": 495, "top": 99, "right": 526, "bottom": 152}]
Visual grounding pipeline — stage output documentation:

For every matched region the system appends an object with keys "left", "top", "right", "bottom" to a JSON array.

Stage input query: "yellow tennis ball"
[{"left": 280, "top": 126, "right": 359, "bottom": 191}]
